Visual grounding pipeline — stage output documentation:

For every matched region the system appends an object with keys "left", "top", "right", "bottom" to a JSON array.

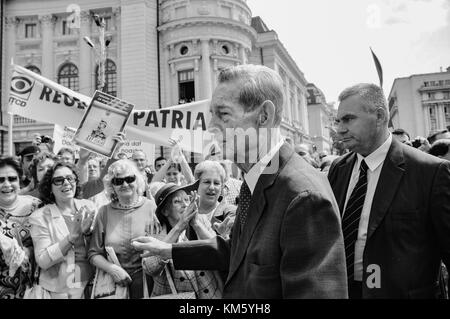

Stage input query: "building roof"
[{"left": 251, "top": 16, "right": 270, "bottom": 33}]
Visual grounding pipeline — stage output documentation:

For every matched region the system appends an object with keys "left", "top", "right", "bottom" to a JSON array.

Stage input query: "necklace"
[{"left": 116, "top": 196, "right": 141, "bottom": 209}]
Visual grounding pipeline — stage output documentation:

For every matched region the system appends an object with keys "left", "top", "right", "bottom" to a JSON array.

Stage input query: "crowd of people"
[{"left": 0, "top": 64, "right": 449, "bottom": 299}]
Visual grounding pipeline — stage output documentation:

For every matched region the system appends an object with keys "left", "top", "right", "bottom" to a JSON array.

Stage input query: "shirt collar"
[
  {"left": 356, "top": 133, "right": 392, "bottom": 172},
  {"left": 244, "top": 129, "right": 284, "bottom": 194}
]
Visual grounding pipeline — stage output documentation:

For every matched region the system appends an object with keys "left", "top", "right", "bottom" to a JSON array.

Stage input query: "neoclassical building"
[
  {"left": 1, "top": 0, "right": 312, "bottom": 157},
  {"left": 306, "top": 83, "right": 335, "bottom": 154},
  {"left": 388, "top": 67, "right": 450, "bottom": 139}
]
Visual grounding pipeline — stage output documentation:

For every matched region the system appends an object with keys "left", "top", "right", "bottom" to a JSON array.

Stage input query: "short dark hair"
[
  {"left": 57, "top": 147, "right": 76, "bottom": 157},
  {"left": 429, "top": 139, "right": 450, "bottom": 158},
  {"left": 39, "top": 162, "right": 82, "bottom": 204},
  {"left": 428, "top": 129, "right": 448, "bottom": 145},
  {"left": 392, "top": 128, "right": 410, "bottom": 140},
  {"left": 0, "top": 156, "right": 23, "bottom": 179},
  {"left": 154, "top": 156, "right": 166, "bottom": 167},
  {"left": 30, "top": 151, "right": 57, "bottom": 185}
]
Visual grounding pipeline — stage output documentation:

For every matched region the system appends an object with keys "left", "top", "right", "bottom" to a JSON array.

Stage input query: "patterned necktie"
[
  {"left": 342, "top": 160, "right": 369, "bottom": 281},
  {"left": 236, "top": 180, "right": 252, "bottom": 234}
]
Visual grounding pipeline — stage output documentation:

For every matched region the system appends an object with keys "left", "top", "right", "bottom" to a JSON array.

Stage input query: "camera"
[
  {"left": 412, "top": 138, "right": 422, "bottom": 148},
  {"left": 41, "top": 135, "right": 52, "bottom": 144}
]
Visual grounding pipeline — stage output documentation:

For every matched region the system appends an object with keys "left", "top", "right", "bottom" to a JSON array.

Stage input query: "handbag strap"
[
  {"left": 164, "top": 265, "right": 178, "bottom": 295},
  {"left": 142, "top": 270, "right": 149, "bottom": 299}
]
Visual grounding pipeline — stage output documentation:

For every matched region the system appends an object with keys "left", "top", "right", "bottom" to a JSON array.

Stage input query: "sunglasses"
[
  {"left": 52, "top": 175, "right": 77, "bottom": 186},
  {"left": 111, "top": 175, "right": 136, "bottom": 186},
  {"left": 0, "top": 176, "right": 19, "bottom": 183}
]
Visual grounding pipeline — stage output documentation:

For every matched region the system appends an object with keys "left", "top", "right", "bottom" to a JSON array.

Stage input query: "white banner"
[{"left": 8, "top": 64, "right": 215, "bottom": 155}]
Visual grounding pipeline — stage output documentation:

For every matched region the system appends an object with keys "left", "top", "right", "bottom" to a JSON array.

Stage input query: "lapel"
[
  {"left": 367, "top": 139, "right": 405, "bottom": 240},
  {"left": 335, "top": 153, "right": 357, "bottom": 216},
  {"left": 225, "top": 143, "right": 294, "bottom": 286},
  {"left": 48, "top": 204, "right": 71, "bottom": 241}
]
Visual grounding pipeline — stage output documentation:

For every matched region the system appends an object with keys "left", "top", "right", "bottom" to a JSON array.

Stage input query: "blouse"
[
  {"left": 88, "top": 197, "right": 157, "bottom": 275},
  {"left": 0, "top": 195, "right": 41, "bottom": 299}
]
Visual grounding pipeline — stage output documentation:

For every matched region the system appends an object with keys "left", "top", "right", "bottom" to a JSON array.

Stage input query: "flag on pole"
[{"left": 370, "top": 47, "right": 383, "bottom": 88}]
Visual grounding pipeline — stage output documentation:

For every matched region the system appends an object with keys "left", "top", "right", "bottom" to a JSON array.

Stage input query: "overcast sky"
[{"left": 247, "top": 0, "right": 450, "bottom": 105}]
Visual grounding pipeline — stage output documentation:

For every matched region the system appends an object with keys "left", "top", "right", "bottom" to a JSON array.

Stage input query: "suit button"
[
  {"left": 203, "top": 289, "right": 209, "bottom": 294},
  {"left": 180, "top": 277, "right": 185, "bottom": 282},
  {"left": 200, "top": 272, "right": 205, "bottom": 276}
]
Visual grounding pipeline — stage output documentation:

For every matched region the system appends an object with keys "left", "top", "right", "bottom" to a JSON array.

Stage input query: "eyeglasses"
[
  {"left": 52, "top": 175, "right": 77, "bottom": 186},
  {"left": 0, "top": 176, "right": 19, "bottom": 183},
  {"left": 111, "top": 175, "right": 136, "bottom": 186}
]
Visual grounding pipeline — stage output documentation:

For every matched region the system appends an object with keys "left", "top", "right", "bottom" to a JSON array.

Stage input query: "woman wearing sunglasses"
[
  {"left": 0, "top": 157, "right": 41, "bottom": 299},
  {"left": 132, "top": 181, "right": 223, "bottom": 299},
  {"left": 28, "top": 162, "right": 96, "bottom": 298},
  {"left": 88, "top": 159, "right": 158, "bottom": 299}
]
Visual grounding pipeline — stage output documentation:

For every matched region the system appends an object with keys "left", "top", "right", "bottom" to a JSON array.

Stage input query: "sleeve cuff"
[{"left": 47, "top": 243, "right": 64, "bottom": 262}]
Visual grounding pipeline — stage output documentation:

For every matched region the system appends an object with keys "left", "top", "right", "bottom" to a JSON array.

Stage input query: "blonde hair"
[{"left": 103, "top": 159, "right": 146, "bottom": 202}]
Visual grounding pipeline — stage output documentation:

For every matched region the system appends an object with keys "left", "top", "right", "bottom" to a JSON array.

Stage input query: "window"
[
  {"left": 58, "top": 63, "right": 79, "bottom": 91},
  {"left": 178, "top": 70, "right": 195, "bottom": 104},
  {"left": 180, "top": 45, "right": 189, "bottom": 56},
  {"left": 424, "top": 82, "right": 429, "bottom": 87},
  {"left": 445, "top": 103, "right": 450, "bottom": 127},
  {"left": 429, "top": 104, "right": 438, "bottom": 132},
  {"left": 25, "top": 24, "right": 37, "bottom": 38},
  {"left": 25, "top": 65, "right": 41, "bottom": 75},
  {"left": 95, "top": 59, "right": 117, "bottom": 96},
  {"left": 62, "top": 20, "right": 73, "bottom": 35},
  {"left": 443, "top": 91, "right": 450, "bottom": 100},
  {"left": 104, "top": 16, "right": 112, "bottom": 31},
  {"left": 428, "top": 92, "right": 435, "bottom": 100}
]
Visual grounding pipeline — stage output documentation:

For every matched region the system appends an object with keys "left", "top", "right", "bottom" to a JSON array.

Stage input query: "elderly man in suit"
[
  {"left": 328, "top": 83, "right": 450, "bottom": 299},
  {"left": 132, "top": 64, "right": 347, "bottom": 298}
]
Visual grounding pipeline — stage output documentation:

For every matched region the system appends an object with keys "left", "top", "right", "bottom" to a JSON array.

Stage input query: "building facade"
[
  {"left": 2, "top": 0, "right": 315, "bottom": 157},
  {"left": 388, "top": 67, "right": 450, "bottom": 139},
  {"left": 249, "top": 16, "right": 309, "bottom": 145},
  {"left": 306, "top": 83, "right": 335, "bottom": 154}
]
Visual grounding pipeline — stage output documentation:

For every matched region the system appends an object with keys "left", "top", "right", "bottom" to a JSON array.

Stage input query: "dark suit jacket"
[
  {"left": 172, "top": 143, "right": 348, "bottom": 298},
  {"left": 328, "top": 138, "right": 450, "bottom": 298}
]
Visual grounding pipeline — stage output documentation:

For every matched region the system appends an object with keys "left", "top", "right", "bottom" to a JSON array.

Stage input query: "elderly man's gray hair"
[
  {"left": 218, "top": 64, "right": 285, "bottom": 126},
  {"left": 338, "top": 83, "right": 389, "bottom": 119}
]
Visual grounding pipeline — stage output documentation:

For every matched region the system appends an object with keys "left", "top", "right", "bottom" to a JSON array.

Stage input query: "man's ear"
[
  {"left": 375, "top": 107, "right": 387, "bottom": 124},
  {"left": 258, "top": 100, "right": 276, "bottom": 127}
]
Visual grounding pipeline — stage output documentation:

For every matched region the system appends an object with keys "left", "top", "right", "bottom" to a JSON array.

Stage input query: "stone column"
[
  {"left": 438, "top": 103, "right": 445, "bottom": 130},
  {"left": 79, "top": 11, "right": 92, "bottom": 95},
  {"left": 164, "top": 45, "right": 172, "bottom": 106},
  {"left": 40, "top": 14, "right": 55, "bottom": 80},
  {"left": 239, "top": 44, "right": 246, "bottom": 64},
  {"left": 200, "top": 39, "right": 212, "bottom": 99}
]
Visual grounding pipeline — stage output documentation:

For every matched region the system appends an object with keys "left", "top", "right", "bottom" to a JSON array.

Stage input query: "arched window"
[
  {"left": 25, "top": 65, "right": 41, "bottom": 75},
  {"left": 58, "top": 63, "right": 79, "bottom": 91},
  {"left": 96, "top": 59, "right": 117, "bottom": 96}
]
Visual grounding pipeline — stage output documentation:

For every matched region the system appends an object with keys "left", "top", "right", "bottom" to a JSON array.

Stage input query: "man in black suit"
[
  {"left": 133, "top": 64, "right": 347, "bottom": 298},
  {"left": 328, "top": 83, "right": 450, "bottom": 299}
]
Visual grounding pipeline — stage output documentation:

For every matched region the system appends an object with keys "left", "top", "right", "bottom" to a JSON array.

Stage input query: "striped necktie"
[{"left": 342, "top": 159, "right": 369, "bottom": 281}]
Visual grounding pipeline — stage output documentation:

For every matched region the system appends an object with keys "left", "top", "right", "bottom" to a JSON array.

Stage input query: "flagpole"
[
  {"left": 8, "top": 113, "right": 13, "bottom": 156},
  {"left": 8, "top": 58, "right": 14, "bottom": 156}
]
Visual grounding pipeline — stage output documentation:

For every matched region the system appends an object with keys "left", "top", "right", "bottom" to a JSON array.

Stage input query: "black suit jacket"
[
  {"left": 328, "top": 138, "right": 450, "bottom": 298},
  {"left": 172, "top": 143, "right": 348, "bottom": 298}
]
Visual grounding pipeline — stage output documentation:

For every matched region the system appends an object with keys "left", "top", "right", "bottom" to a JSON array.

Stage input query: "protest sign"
[
  {"left": 52, "top": 124, "right": 80, "bottom": 158},
  {"left": 73, "top": 91, "right": 134, "bottom": 158}
]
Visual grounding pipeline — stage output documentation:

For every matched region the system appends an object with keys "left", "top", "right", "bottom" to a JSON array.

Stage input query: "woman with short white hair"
[
  {"left": 88, "top": 159, "right": 159, "bottom": 299},
  {"left": 193, "top": 160, "right": 236, "bottom": 239}
]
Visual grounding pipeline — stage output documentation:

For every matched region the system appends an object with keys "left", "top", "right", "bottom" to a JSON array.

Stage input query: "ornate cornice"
[
  {"left": 158, "top": 17, "right": 257, "bottom": 42},
  {"left": 39, "top": 14, "right": 56, "bottom": 26},
  {"left": 5, "top": 16, "right": 19, "bottom": 29}
]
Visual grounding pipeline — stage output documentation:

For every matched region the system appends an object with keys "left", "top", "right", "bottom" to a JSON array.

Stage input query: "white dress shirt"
[
  {"left": 343, "top": 134, "right": 392, "bottom": 281},
  {"left": 244, "top": 129, "right": 285, "bottom": 195}
]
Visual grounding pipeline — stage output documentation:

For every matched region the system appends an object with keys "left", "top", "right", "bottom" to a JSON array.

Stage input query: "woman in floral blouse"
[{"left": 0, "top": 156, "right": 41, "bottom": 299}]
